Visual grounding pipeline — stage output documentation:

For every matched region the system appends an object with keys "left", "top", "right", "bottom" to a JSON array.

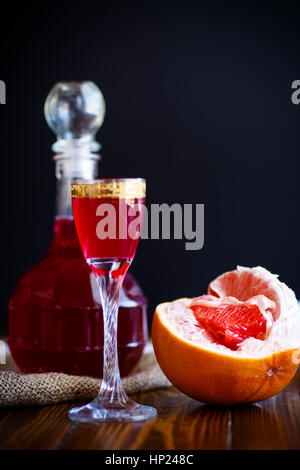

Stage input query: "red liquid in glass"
[
  {"left": 72, "top": 197, "right": 145, "bottom": 276},
  {"left": 8, "top": 217, "right": 147, "bottom": 377}
]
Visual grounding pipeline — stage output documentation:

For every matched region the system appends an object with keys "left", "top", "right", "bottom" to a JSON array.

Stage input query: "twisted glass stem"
[
  {"left": 69, "top": 257, "right": 157, "bottom": 422},
  {"left": 95, "top": 265, "right": 129, "bottom": 407}
]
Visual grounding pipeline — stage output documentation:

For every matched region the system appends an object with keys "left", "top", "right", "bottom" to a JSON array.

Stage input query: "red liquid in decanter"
[{"left": 8, "top": 217, "right": 148, "bottom": 377}]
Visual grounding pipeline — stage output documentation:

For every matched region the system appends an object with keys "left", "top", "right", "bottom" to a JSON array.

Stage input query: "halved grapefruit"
[{"left": 152, "top": 266, "right": 300, "bottom": 405}]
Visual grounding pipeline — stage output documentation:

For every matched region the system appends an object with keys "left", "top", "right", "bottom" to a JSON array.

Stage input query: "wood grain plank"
[
  {"left": 0, "top": 360, "right": 299, "bottom": 449},
  {"left": 231, "top": 371, "right": 300, "bottom": 450},
  {"left": 61, "top": 388, "right": 229, "bottom": 450},
  {"left": 0, "top": 403, "right": 72, "bottom": 450}
]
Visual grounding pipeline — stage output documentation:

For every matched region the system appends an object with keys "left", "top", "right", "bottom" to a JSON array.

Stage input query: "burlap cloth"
[{"left": 0, "top": 343, "right": 171, "bottom": 408}]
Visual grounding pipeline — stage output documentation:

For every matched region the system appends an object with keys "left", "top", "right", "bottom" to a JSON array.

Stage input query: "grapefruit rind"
[
  {"left": 152, "top": 302, "right": 299, "bottom": 405},
  {"left": 151, "top": 266, "right": 300, "bottom": 405}
]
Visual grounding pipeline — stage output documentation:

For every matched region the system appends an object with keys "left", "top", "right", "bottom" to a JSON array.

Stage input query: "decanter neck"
[
  {"left": 55, "top": 155, "right": 99, "bottom": 217},
  {"left": 44, "top": 80, "right": 105, "bottom": 218}
]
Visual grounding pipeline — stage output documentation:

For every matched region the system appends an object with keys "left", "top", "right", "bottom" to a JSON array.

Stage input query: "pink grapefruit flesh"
[{"left": 190, "top": 295, "right": 268, "bottom": 350}]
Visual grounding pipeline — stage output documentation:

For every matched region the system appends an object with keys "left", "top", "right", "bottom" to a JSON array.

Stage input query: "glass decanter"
[{"left": 8, "top": 81, "right": 148, "bottom": 377}]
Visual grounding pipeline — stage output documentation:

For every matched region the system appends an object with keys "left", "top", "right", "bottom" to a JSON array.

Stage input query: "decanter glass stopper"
[{"left": 44, "top": 81, "right": 106, "bottom": 155}]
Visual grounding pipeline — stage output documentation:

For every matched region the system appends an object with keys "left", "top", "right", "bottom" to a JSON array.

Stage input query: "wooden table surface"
[{"left": 1, "top": 358, "right": 300, "bottom": 450}]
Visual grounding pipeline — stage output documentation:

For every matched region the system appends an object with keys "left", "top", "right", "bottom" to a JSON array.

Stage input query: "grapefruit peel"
[{"left": 152, "top": 266, "right": 300, "bottom": 405}]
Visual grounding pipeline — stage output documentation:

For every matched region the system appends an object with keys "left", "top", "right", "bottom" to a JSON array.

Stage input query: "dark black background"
[{"left": 1, "top": 0, "right": 300, "bottom": 327}]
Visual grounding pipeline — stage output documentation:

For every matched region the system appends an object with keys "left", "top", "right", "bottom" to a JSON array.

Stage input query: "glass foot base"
[{"left": 68, "top": 398, "right": 157, "bottom": 424}]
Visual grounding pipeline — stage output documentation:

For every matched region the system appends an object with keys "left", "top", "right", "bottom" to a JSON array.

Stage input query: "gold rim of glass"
[{"left": 71, "top": 178, "right": 146, "bottom": 199}]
